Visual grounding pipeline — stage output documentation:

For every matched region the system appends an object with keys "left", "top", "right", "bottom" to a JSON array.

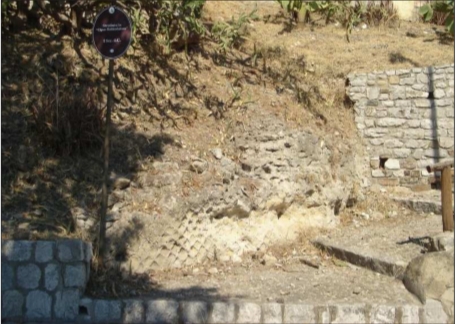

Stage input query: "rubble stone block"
[
  {"left": 181, "top": 301, "right": 208, "bottom": 324},
  {"left": 35, "top": 241, "right": 54, "bottom": 263},
  {"left": 210, "top": 302, "right": 235, "bottom": 324},
  {"left": 45, "top": 263, "right": 60, "bottom": 291},
  {"left": 64, "top": 264, "right": 86, "bottom": 288},
  {"left": 94, "top": 300, "right": 122, "bottom": 323},
  {"left": 370, "top": 305, "right": 395, "bottom": 324},
  {"left": 54, "top": 289, "right": 80, "bottom": 321},
  {"left": 2, "top": 241, "right": 33, "bottom": 261},
  {"left": 385, "top": 159, "right": 400, "bottom": 170},
  {"left": 17, "top": 264, "right": 41, "bottom": 290},
  {"left": 25, "top": 290, "right": 52, "bottom": 320},
  {"left": 1, "top": 263, "right": 14, "bottom": 291},
  {"left": 332, "top": 304, "right": 366, "bottom": 324},
  {"left": 283, "top": 304, "right": 316, "bottom": 323},
  {"left": 263, "top": 303, "right": 282, "bottom": 324},
  {"left": 2, "top": 290, "right": 24, "bottom": 319},
  {"left": 424, "top": 299, "right": 448, "bottom": 324},
  {"left": 145, "top": 300, "right": 179, "bottom": 324},
  {"left": 57, "top": 240, "right": 84, "bottom": 262},
  {"left": 123, "top": 299, "right": 145, "bottom": 324},
  {"left": 237, "top": 303, "right": 261, "bottom": 324},
  {"left": 401, "top": 305, "right": 421, "bottom": 324}
]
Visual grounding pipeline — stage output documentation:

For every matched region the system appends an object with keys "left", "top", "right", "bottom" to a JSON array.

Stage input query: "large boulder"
[
  {"left": 402, "top": 251, "right": 454, "bottom": 305},
  {"left": 429, "top": 232, "right": 455, "bottom": 252}
]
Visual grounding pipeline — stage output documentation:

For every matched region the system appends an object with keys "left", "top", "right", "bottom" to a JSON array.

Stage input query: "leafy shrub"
[
  {"left": 420, "top": 0, "right": 454, "bottom": 36},
  {"left": 211, "top": 9, "right": 258, "bottom": 53},
  {"left": 3, "top": 0, "right": 207, "bottom": 53},
  {"left": 145, "top": 0, "right": 207, "bottom": 52},
  {"left": 276, "top": 1, "right": 398, "bottom": 42},
  {"left": 276, "top": 0, "right": 306, "bottom": 22},
  {"left": 30, "top": 85, "right": 104, "bottom": 156},
  {"left": 1, "top": 0, "right": 13, "bottom": 29}
]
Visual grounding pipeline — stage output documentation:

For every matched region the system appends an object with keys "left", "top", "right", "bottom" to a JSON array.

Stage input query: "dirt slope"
[{"left": 1, "top": 0, "right": 454, "bottom": 295}]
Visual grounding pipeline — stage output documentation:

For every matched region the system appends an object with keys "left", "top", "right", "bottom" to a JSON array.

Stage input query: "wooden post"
[
  {"left": 441, "top": 166, "right": 454, "bottom": 232},
  {"left": 98, "top": 59, "right": 114, "bottom": 266}
]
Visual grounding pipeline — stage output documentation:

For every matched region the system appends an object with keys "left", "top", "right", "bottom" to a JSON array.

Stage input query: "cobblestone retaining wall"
[
  {"left": 1, "top": 240, "right": 92, "bottom": 322},
  {"left": 347, "top": 64, "right": 455, "bottom": 187}
]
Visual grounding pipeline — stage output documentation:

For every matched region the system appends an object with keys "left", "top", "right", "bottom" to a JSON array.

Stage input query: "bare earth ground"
[
  {"left": 2, "top": 1, "right": 454, "bottom": 302},
  {"left": 105, "top": 209, "right": 438, "bottom": 305},
  {"left": 86, "top": 195, "right": 440, "bottom": 303},
  {"left": 140, "top": 262, "right": 419, "bottom": 305}
]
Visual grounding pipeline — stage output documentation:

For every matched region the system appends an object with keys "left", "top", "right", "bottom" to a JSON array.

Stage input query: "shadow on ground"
[{"left": 0, "top": 27, "right": 192, "bottom": 297}]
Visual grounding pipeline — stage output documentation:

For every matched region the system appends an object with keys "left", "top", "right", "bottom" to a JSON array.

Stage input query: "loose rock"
[
  {"left": 211, "top": 148, "right": 223, "bottom": 160},
  {"left": 190, "top": 159, "right": 208, "bottom": 174},
  {"left": 261, "top": 254, "right": 277, "bottom": 267}
]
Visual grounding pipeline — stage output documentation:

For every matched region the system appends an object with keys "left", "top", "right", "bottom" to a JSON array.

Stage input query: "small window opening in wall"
[
  {"left": 379, "top": 157, "right": 388, "bottom": 169},
  {"left": 428, "top": 91, "right": 434, "bottom": 99},
  {"left": 79, "top": 306, "right": 88, "bottom": 315}
]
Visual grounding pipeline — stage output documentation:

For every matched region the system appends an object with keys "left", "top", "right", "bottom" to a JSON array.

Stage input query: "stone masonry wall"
[
  {"left": 1, "top": 240, "right": 92, "bottom": 323},
  {"left": 347, "top": 64, "right": 455, "bottom": 187}
]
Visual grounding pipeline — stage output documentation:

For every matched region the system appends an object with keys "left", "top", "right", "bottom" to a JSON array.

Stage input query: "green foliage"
[
  {"left": 3, "top": 0, "right": 207, "bottom": 53},
  {"left": 211, "top": 9, "right": 258, "bottom": 53},
  {"left": 130, "top": 4, "right": 148, "bottom": 46},
  {"left": 419, "top": 4, "right": 433, "bottom": 22},
  {"left": 277, "top": 0, "right": 304, "bottom": 21},
  {"left": 275, "top": 0, "right": 397, "bottom": 42},
  {"left": 1, "top": 0, "right": 11, "bottom": 16},
  {"left": 277, "top": 1, "right": 342, "bottom": 24},
  {"left": 335, "top": 1, "right": 365, "bottom": 43},
  {"left": 1, "top": 0, "right": 13, "bottom": 29},
  {"left": 276, "top": 0, "right": 327, "bottom": 23},
  {"left": 151, "top": 0, "right": 207, "bottom": 52},
  {"left": 420, "top": 0, "right": 454, "bottom": 36}
]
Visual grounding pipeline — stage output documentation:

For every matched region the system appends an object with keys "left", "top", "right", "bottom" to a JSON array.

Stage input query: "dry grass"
[{"left": 338, "top": 187, "right": 406, "bottom": 227}]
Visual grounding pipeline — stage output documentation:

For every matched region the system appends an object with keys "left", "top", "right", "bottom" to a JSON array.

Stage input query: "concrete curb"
[{"left": 68, "top": 298, "right": 446, "bottom": 324}]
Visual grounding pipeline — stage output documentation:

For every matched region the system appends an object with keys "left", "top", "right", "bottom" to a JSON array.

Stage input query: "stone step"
[
  {"left": 393, "top": 197, "right": 443, "bottom": 215},
  {"left": 312, "top": 238, "right": 407, "bottom": 278}
]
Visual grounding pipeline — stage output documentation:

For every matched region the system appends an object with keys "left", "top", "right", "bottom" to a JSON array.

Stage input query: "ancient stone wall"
[
  {"left": 1, "top": 240, "right": 92, "bottom": 323},
  {"left": 347, "top": 64, "right": 455, "bottom": 187}
]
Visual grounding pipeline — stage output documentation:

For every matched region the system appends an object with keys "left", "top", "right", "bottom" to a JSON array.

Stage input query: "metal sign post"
[{"left": 92, "top": 4, "right": 132, "bottom": 266}]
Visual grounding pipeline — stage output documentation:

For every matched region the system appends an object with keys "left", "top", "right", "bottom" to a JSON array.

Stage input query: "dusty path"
[{"left": 127, "top": 212, "right": 444, "bottom": 306}]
